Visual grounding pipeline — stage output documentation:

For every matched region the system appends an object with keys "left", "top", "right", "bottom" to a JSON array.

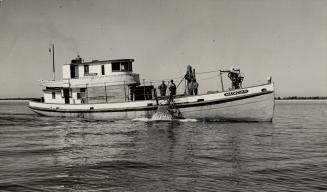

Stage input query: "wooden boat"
[{"left": 29, "top": 54, "right": 274, "bottom": 122}]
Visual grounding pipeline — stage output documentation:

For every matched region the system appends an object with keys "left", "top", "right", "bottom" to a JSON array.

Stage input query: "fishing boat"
[{"left": 29, "top": 50, "right": 275, "bottom": 122}]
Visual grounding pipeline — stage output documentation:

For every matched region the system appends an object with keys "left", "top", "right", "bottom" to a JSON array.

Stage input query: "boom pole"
[{"left": 219, "top": 70, "right": 224, "bottom": 92}]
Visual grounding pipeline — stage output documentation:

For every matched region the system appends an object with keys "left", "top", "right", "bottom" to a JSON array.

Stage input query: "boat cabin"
[
  {"left": 64, "top": 55, "right": 134, "bottom": 79},
  {"left": 41, "top": 56, "right": 155, "bottom": 104}
]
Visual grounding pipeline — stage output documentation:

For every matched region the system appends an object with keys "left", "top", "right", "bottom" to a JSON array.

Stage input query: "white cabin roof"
[{"left": 62, "top": 59, "right": 134, "bottom": 66}]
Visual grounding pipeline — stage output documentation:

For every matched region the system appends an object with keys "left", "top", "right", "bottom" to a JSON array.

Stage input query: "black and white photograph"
[{"left": 0, "top": 0, "right": 327, "bottom": 191}]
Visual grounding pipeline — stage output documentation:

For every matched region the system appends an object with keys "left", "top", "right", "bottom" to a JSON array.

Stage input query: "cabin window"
[
  {"left": 128, "top": 63, "right": 132, "bottom": 71},
  {"left": 112, "top": 62, "right": 120, "bottom": 71},
  {"left": 121, "top": 62, "right": 129, "bottom": 71},
  {"left": 112, "top": 61, "right": 132, "bottom": 72},
  {"left": 101, "top": 65, "right": 105, "bottom": 75},
  {"left": 122, "top": 62, "right": 132, "bottom": 72},
  {"left": 84, "top": 65, "right": 89, "bottom": 75},
  {"left": 52, "top": 92, "right": 56, "bottom": 99}
]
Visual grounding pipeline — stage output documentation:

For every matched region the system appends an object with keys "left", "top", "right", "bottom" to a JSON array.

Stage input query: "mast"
[{"left": 50, "top": 44, "right": 55, "bottom": 81}]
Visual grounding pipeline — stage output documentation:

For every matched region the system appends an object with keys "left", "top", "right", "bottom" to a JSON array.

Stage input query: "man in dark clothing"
[
  {"left": 192, "top": 79, "right": 199, "bottom": 95},
  {"left": 227, "top": 67, "right": 242, "bottom": 89},
  {"left": 169, "top": 80, "right": 176, "bottom": 98},
  {"left": 158, "top": 81, "right": 167, "bottom": 97}
]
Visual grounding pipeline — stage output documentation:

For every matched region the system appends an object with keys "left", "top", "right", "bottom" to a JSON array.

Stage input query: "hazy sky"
[{"left": 0, "top": 0, "right": 326, "bottom": 98}]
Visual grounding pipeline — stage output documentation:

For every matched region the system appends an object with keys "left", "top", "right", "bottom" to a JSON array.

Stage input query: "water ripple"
[{"left": 0, "top": 101, "right": 327, "bottom": 191}]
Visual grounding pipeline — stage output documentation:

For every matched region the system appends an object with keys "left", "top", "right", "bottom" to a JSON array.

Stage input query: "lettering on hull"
[{"left": 224, "top": 89, "right": 249, "bottom": 96}]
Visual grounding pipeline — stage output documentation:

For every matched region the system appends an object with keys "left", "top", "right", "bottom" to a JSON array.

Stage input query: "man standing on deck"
[
  {"left": 192, "top": 79, "right": 199, "bottom": 95},
  {"left": 169, "top": 80, "right": 177, "bottom": 99},
  {"left": 158, "top": 81, "right": 167, "bottom": 97}
]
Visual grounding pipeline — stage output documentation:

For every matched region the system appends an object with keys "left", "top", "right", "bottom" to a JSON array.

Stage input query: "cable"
[
  {"left": 143, "top": 69, "right": 222, "bottom": 83},
  {"left": 197, "top": 74, "right": 221, "bottom": 81}
]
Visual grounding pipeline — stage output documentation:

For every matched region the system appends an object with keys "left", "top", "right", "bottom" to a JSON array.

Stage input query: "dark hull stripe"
[
  {"left": 29, "top": 91, "right": 273, "bottom": 113},
  {"left": 29, "top": 105, "right": 157, "bottom": 113}
]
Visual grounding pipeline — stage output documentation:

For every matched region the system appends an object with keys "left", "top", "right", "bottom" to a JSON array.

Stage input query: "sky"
[{"left": 0, "top": 0, "right": 326, "bottom": 98}]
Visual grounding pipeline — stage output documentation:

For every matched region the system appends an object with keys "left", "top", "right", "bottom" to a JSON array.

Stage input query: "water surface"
[{"left": 0, "top": 100, "right": 327, "bottom": 191}]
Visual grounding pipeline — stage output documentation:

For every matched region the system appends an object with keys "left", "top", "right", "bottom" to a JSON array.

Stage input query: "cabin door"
[
  {"left": 63, "top": 89, "right": 70, "bottom": 104},
  {"left": 70, "top": 65, "right": 79, "bottom": 78}
]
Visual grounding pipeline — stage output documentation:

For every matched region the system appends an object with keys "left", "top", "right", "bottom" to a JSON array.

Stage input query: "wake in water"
[
  {"left": 133, "top": 105, "right": 197, "bottom": 122},
  {"left": 132, "top": 117, "right": 198, "bottom": 122},
  {"left": 151, "top": 110, "right": 174, "bottom": 121}
]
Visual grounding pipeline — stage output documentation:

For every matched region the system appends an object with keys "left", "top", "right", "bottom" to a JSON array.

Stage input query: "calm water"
[{"left": 0, "top": 100, "right": 327, "bottom": 192}]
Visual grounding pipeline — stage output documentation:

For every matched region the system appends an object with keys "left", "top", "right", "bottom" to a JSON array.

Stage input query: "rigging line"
[
  {"left": 145, "top": 75, "right": 184, "bottom": 82},
  {"left": 144, "top": 69, "right": 222, "bottom": 83},
  {"left": 176, "top": 77, "right": 185, "bottom": 89},
  {"left": 148, "top": 73, "right": 221, "bottom": 85},
  {"left": 196, "top": 69, "right": 221, "bottom": 75},
  {"left": 197, "top": 74, "right": 221, "bottom": 81},
  {"left": 147, "top": 73, "right": 221, "bottom": 83}
]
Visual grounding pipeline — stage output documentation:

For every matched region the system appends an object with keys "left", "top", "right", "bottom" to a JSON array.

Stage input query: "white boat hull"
[
  {"left": 29, "top": 83, "right": 275, "bottom": 122},
  {"left": 178, "top": 91, "right": 274, "bottom": 121}
]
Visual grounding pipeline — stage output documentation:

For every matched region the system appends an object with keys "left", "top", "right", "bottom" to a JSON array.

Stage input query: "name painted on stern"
[{"left": 224, "top": 89, "right": 249, "bottom": 96}]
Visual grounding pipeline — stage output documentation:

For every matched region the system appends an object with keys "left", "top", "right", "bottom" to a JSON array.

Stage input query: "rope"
[
  {"left": 197, "top": 69, "right": 221, "bottom": 75},
  {"left": 143, "top": 69, "right": 221, "bottom": 84},
  {"left": 176, "top": 77, "right": 185, "bottom": 89},
  {"left": 197, "top": 74, "right": 221, "bottom": 81}
]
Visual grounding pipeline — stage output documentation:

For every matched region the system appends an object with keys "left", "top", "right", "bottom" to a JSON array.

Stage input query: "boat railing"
[{"left": 78, "top": 90, "right": 155, "bottom": 104}]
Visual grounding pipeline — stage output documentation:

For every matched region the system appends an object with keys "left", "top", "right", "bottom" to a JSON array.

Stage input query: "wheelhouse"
[{"left": 40, "top": 56, "right": 155, "bottom": 105}]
